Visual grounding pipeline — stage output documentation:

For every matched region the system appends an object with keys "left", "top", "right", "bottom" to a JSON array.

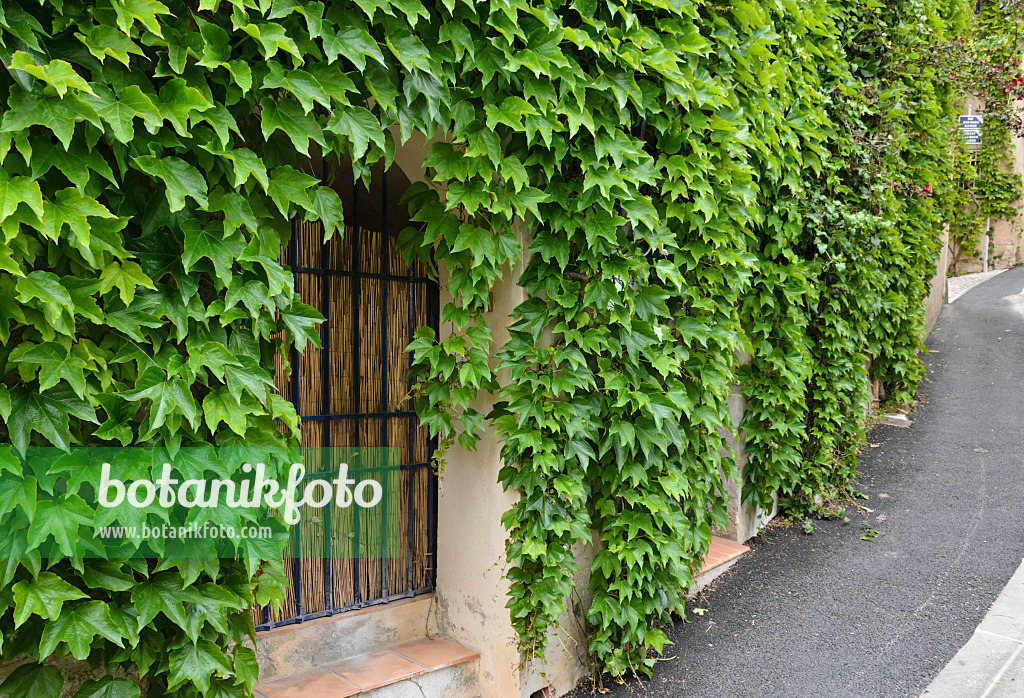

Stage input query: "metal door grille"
[{"left": 256, "top": 168, "right": 439, "bottom": 631}]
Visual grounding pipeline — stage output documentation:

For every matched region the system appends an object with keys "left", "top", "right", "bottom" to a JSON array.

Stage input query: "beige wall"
[{"left": 925, "top": 227, "right": 949, "bottom": 335}]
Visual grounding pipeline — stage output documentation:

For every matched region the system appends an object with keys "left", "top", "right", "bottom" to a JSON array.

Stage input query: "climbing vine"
[
  {"left": 945, "top": 0, "right": 1024, "bottom": 267},
  {"left": 0, "top": 0, "right": 1014, "bottom": 691},
  {"left": 0, "top": 1, "right": 365, "bottom": 696}
]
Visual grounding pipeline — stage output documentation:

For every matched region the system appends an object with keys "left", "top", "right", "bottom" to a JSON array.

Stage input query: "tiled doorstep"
[
  {"left": 699, "top": 536, "right": 749, "bottom": 575},
  {"left": 255, "top": 637, "right": 479, "bottom": 698},
  {"left": 688, "top": 536, "right": 749, "bottom": 598},
  {"left": 923, "top": 559, "right": 1024, "bottom": 698}
]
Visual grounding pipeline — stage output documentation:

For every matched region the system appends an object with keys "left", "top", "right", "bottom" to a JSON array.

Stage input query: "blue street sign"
[
  {"left": 960, "top": 114, "right": 982, "bottom": 146},
  {"left": 959, "top": 115, "right": 983, "bottom": 130}
]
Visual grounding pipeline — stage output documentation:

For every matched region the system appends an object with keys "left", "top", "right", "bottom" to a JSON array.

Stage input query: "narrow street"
[{"left": 582, "top": 266, "right": 1024, "bottom": 697}]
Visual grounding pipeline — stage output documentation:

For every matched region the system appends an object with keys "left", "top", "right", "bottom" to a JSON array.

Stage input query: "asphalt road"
[{"left": 571, "top": 265, "right": 1024, "bottom": 698}]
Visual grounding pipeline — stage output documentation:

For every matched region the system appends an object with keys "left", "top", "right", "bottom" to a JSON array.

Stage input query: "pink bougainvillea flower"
[
  {"left": 864, "top": 508, "right": 875, "bottom": 513},
  {"left": 876, "top": 516, "right": 886, "bottom": 521}
]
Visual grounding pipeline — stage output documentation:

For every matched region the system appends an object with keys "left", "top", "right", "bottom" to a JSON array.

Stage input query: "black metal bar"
[
  {"left": 299, "top": 411, "right": 417, "bottom": 421},
  {"left": 287, "top": 266, "right": 435, "bottom": 283},
  {"left": 290, "top": 220, "right": 300, "bottom": 412},
  {"left": 406, "top": 243, "right": 416, "bottom": 595},
  {"left": 300, "top": 461, "right": 431, "bottom": 478},
  {"left": 380, "top": 166, "right": 390, "bottom": 601},
  {"left": 290, "top": 217, "right": 303, "bottom": 619},
  {"left": 426, "top": 278, "right": 439, "bottom": 590},
  {"left": 321, "top": 164, "right": 334, "bottom": 617},
  {"left": 292, "top": 524, "right": 303, "bottom": 617},
  {"left": 352, "top": 177, "right": 362, "bottom": 607},
  {"left": 254, "top": 585, "right": 434, "bottom": 631}
]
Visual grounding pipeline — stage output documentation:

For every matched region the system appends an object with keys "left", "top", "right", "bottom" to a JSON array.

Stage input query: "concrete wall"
[
  {"left": 431, "top": 219, "right": 537, "bottom": 698},
  {"left": 719, "top": 373, "right": 777, "bottom": 544},
  {"left": 925, "top": 227, "right": 950, "bottom": 336},
  {"left": 254, "top": 596, "right": 439, "bottom": 681}
]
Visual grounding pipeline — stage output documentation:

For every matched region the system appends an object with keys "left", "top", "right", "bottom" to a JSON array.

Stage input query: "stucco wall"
[
  {"left": 432, "top": 218, "right": 533, "bottom": 698},
  {"left": 925, "top": 228, "right": 950, "bottom": 336}
]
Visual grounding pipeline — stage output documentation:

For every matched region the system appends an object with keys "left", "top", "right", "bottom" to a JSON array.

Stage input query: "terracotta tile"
[
  {"left": 710, "top": 536, "right": 750, "bottom": 555},
  {"left": 719, "top": 544, "right": 748, "bottom": 556},
  {"left": 390, "top": 637, "right": 480, "bottom": 670},
  {"left": 699, "top": 536, "right": 751, "bottom": 574},
  {"left": 255, "top": 668, "right": 359, "bottom": 698},
  {"left": 326, "top": 649, "right": 426, "bottom": 690}
]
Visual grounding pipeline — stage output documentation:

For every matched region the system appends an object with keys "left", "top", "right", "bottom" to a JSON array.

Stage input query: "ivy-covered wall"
[
  {"left": 0, "top": 0, "right": 1016, "bottom": 694},
  {"left": 947, "top": 5, "right": 1024, "bottom": 272}
]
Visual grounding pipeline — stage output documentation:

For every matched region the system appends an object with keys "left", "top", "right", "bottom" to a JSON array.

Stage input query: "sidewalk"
[
  {"left": 923, "top": 561, "right": 1024, "bottom": 697},
  {"left": 947, "top": 269, "right": 1008, "bottom": 303}
]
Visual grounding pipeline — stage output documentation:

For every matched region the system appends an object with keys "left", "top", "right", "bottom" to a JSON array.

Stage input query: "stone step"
[
  {"left": 254, "top": 636, "right": 480, "bottom": 698},
  {"left": 255, "top": 595, "right": 435, "bottom": 682},
  {"left": 688, "top": 535, "right": 749, "bottom": 597}
]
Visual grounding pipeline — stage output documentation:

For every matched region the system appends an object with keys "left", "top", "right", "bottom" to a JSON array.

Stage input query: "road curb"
[{"left": 922, "top": 559, "right": 1024, "bottom": 697}]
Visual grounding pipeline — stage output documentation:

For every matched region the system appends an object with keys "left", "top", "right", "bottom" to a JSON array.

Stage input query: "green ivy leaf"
[
  {"left": 81, "top": 85, "right": 163, "bottom": 144},
  {"left": 208, "top": 190, "right": 258, "bottom": 236},
  {"left": 12, "top": 572, "right": 87, "bottom": 626},
  {"left": 1, "top": 91, "right": 81, "bottom": 150},
  {"left": 99, "top": 261, "right": 156, "bottom": 306},
  {"left": 180, "top": 219, "right": 244, "bottom": 285},
  {"left": 79, "top": 561, "right": 137, "bottom": 593},
  {"left": 124, "top": 232, "right": 181, "bottom": 282},
  {"left": 196, "top": 16, "right": 231, "bottom": 68},
  {"left": 13, "top": 343, "right": 89, "bottom": 398},
  {"left": 151, "top": 77, "right": 213, "bottom": 136},
  {"left": 305, "top": 186, "right": 345, "bottom": 239},
  {"left": 227, "top": 147, "right": 269, "bottom": 190},
  {"left": 0, "top": 475, "right": 37, "bottom": 521},
  {"left": 254, "top": 558, "right": 287, "bottom": 609},
  {"left": 134, "top": 156, "right": 209, "bottom": 212},
  {"left": 0, "top": 169, "right": 44, "bottom": 222},
  {"left": 7, "top": 385, "right": 99, "bottom": 449},
  {"left": 119, "top": 367, "right": 199, "bottom": 435},
  {"left": 112, "top": 0, "right": 172, "bottom": 35},
  {"left": 8, "top": 52, "right": 93, "bottom": 97},
  {"left": 203, "top": 388, "right": 254, "bottom": 436},
  {"left": 167, "top": 639, "right": 233, "bottom": 693},
  {"left": 16, "top": 271, "right": 75, "bottom": 329},
  {"left": 266, "top": 165, "right": 318, "bottom": 217},
  {"left": 0, "top": 385, "right": 10, "bottom": 422},
  {"left": 263, "top": 62, "right": 331, "bottom": 113},
  {"left": 0, "top": 664, "right": 64, "bottom": 698},
  {"left": 325, "top": 106, "right": 385, "bottom": 160},
  {"left": 75, "top": 25, "right": 146, "bottom": 66},
  {"left": 27, "top": 494, "right": 94, "bottom": 557},
  {"left": 232, "top": 645, "right": 259, "bottom": 690},
  {"left": 41, "top": 188, "right": 117, "bottom": 249},
  {"left": 279, "top": 301, "right": 324, "bottom": 350},
  {"left": 242, "top": 21, "right": 303, "bottom": 62},
  {"left": 187, "top": 341, "right": 240, "bottom": 380},
  {"left": 259, "top": 97, "right": 327, "bottom": 155},
  {"left": 39, "top": 600, "right": 126, "bottom": 660},
  {"left": 321, "top": 26, "right": 379, "bottom": 70},
  {"left": 72, "top": 677, "right": 141, "bottom": 698},
  {"left": 132, "top": 572, "right": 196, "bottom": 631}
]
